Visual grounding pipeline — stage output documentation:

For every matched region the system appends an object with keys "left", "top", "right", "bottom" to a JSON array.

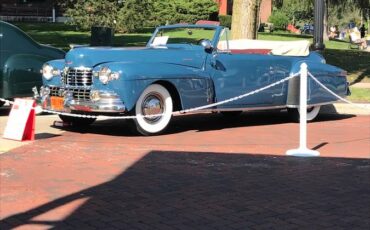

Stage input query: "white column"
[
  {"left": 52, "top": 7, "right": 56, "bottom": 23},
  {"left": 286, "top": 63, "right": 320, "bottom": 157}
]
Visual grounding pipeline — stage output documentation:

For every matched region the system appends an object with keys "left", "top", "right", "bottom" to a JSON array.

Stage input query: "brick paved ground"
[{"left": 0, "top": 112, "right": 369, "bottom": 229}]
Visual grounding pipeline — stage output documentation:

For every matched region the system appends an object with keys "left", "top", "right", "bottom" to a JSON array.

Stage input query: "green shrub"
[
  {"left": 63, "top": 0, "right": 218, "bottom": 32},
  {"left": 219, "top": 15, "right": 232, "bottom": 28},
  {"left": 150, "top": 0, "right": 218, "bottom": 26},
  {"left": 268, "top": 11, "right": 289, "bottom": 30}
]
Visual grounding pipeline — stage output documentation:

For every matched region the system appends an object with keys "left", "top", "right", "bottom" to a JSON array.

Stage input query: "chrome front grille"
[
  {"left": 63, "top": 68, "right": 93, "bottom": 86},
  {"left": 71, "top": 88, "right": 91, "bottom": 101},
  {"left": 48, "top": 86, "right": 91, "bottom": 101},
  {"left": 50, "top": 86, "right": 62, "bottom": 97}
]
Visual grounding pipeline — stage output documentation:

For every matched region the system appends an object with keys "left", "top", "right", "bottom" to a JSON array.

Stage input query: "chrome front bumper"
[{"left": 36, "top": 86, "right": 126, "bottom": 113}]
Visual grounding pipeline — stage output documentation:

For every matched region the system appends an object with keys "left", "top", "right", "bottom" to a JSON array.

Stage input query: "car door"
[
  {"left": 210, "top": 30, "right": 291, "bottom": 109},
  {"left": 211, "top": 53, "right": 291, "bottom": 108}
]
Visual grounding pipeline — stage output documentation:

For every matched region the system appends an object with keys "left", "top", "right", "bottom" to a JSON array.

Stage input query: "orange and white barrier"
[{"left": 3, "top": 98, "right": 36, "bottom": 141}]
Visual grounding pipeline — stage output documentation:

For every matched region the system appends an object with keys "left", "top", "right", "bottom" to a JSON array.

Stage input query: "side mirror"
[{"left": 199, "top": 39, "right": 213, "bottom": 53}]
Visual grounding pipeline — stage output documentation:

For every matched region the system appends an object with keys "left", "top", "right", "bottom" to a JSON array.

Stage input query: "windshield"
[{"left": 149, "top": 27, "right": 217, "bottom": 47}]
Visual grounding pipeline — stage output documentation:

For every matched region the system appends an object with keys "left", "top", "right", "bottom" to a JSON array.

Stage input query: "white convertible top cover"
[{"left": 219, "top": 39, "right": 310, "bottom": 56}]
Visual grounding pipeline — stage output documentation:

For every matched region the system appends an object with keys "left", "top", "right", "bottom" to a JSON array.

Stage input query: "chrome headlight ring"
[
  {"left": 42, "top": 64, "right": 61, "bottom": 80},
  {"left": 94, "top": 66, "right": 120, "bottom": 85}
]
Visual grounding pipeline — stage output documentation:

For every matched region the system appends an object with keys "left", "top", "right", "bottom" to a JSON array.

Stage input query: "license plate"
[{"left": 50, "top": 96, "right": 64, "bottom": 111}]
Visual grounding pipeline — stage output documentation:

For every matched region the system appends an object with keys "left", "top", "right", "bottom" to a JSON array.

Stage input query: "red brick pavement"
[{"left": 0, "top": 112, "right": 369, "bottom": 229}]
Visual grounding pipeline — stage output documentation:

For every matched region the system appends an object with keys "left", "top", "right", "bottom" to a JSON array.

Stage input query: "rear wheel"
[
  {"left": 59, "top": 115, "right": 96, "bottom": 126},
  {"left": 132, "top": 84, "right": 173, "bottom": 136},
  {"left": 288, "top": 105, "right": 321, "bottom": 122}
]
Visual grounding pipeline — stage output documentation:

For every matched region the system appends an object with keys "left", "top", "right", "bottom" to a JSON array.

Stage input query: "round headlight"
[
  {"left": 98, "top": 67, "right": 111, "bottom": 84},
  {"left": 42, "top": 64, "right": 54, "bottom": 80}
]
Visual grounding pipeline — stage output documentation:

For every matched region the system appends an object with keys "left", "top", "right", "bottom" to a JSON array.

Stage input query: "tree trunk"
[
  {"left": 323, "top": 0, "right": 329, "bottom": 41},
  {"left": 231, "top": 0, "right": 262, "bottom": 40}
]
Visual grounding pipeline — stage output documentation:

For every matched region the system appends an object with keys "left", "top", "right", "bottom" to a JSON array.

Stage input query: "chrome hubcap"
[{"left": 141, "top": 93, "right": 164, "bottom": 123}]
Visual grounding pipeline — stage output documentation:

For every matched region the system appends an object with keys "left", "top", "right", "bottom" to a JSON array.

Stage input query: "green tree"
[
  {"left": 64, "top": 0, "right": 118, "bottom": 30},
  {"left": 150, "top": 0, "right": 218, "bottom": 26},
  {"left": 117, "top": 0, "right": 153, "bottom": 32},
  {"left": 268, "top": 10, "right": 289, "bottom": 29},
  {"left": 63, "top": 0, "right": 218, "bottom": 32}
]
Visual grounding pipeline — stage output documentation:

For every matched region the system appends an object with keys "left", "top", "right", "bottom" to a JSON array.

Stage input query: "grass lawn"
[
  {"left": 348, "top": 87, "right": 370, "bottom": 103},
  {"left": 15, "top": 22, "right": 154, "bottom": 50},
  {"left": 14, "top": 22, "right": 369, "bottom": 102}
]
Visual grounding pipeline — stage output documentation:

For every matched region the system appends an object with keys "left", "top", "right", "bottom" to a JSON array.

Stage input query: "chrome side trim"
[
  {"left": 180, "top": 105, "right": 288, "bottom": 114},
  {"left": 286, "top": 100, "right": 340, "bottom": 108}
]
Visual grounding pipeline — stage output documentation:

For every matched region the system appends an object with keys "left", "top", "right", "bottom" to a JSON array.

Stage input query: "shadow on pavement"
[
  {"left": 1, "top": 151, "right": 369, "bottom": 229},
  {"left": 54, "top": 111, "right": 355, "bottom": 137},
  {"left": 35, "top": 133, "right": 62, "bottom": 140}
]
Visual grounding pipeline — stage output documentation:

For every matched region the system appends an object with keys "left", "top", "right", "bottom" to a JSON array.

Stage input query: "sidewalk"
[
  {"left": 351, "top": 82, "right": 370, "bottom": 88},
  {"left": 325, "top": 82, "right": 370, "bottom": 115}
]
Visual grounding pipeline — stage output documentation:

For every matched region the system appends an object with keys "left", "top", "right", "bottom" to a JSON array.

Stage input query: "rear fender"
[
  {"left": 287, "top": 61, "right": 347, "bottom": 106},
  {"left": 2, "top": 54, "right": 51, "bottom": 98}
]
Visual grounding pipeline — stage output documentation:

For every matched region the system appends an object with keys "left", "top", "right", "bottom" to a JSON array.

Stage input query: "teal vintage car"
[
  {"left": 38, "top": 24, "right": 349, "bottom": 135},
  {"left": 0, "top": 21, "right": 65, "bottom": 107}
]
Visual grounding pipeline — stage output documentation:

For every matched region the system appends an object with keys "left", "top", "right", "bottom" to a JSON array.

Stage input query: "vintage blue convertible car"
[{"left": 38, "top": 24, "right": 349, "bottom": 135}]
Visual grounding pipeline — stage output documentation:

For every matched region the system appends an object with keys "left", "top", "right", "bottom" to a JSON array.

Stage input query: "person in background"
[
  {"left": 360, "top": 24, "right": 366, "bottom": 38},
  {"left": 350, "top": 27, "right": 367, "bottom": 49},
  {"left": 338, "top": 28, "right": 346, "bottom": 40},
  {"left": 329, "top": 25, "right": 338, "bottom": 39}
]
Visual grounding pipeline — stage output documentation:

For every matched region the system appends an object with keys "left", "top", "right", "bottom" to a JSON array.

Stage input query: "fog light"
[{"left": 90, "top": 91, "right": 100, "bottom": 101}]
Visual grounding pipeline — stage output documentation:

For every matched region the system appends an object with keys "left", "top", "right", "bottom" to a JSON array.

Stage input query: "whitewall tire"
[
  {"left": 133, "top": 84, "right": 173, "bottom": 135},
  {"left": 288, "top": 105, "right": 321, "bottom": 122}
]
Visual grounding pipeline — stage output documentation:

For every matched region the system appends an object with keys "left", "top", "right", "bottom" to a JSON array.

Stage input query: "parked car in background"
[
  {"left": 38, "top": 24, "right": 349, "bottom": 135},
  {"left": 0, "top": 20, "right": 65, "bottom": 107},
  {"left": 301, "top": 24, "right": 314, "bottom": 35}
]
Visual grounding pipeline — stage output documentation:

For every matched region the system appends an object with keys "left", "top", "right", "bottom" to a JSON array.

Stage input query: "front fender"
[{"left": 93, "top": 62, "right": 213, "bottom": 112}]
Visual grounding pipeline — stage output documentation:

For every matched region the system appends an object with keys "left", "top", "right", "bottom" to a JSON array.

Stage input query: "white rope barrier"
[
  {"left": 1, "top": 69, "right": 369, "bottom": 120},
  {"left": 1, "top": 70, "right": 369, "bottom": 121},
  {"left": 0, "top": 98, "right": 14, "bottom": 105},
  {"left": 308, "top": 72, "right": 370, "bottom": 110},
  {"left": 1, "top": 63, "right": 369, "bottom": 157},
  {"left": 1, "top": 72, "right": 299, "bottom": 120}
]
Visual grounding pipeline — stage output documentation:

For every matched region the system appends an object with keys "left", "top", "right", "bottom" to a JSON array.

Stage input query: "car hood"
[{"left": 64, "top": 46, "right": 207, "bottom": 69}]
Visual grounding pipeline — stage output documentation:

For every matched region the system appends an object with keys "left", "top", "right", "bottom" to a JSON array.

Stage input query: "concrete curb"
[{"left": 321, "top": 103, "right": 370, "bottom": 116}]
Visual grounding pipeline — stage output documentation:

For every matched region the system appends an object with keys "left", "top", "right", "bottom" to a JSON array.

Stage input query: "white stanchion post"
[
  {"left": 52, "top": 7, "right": 56, "bottom": 23},
  {"left": 286, "top": 63, "right": 320, "bottom": 157}
]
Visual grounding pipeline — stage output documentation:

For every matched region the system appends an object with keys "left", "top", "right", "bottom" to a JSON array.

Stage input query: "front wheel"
[
  {"left": 59, "top": 115, "right": 96, "bottom": 126},
  {"left": 132, "top": 84, "right": 173, "bottom": 136},
  {"left": 288, "top": 106, "right": 321, "bottom": 122}
]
